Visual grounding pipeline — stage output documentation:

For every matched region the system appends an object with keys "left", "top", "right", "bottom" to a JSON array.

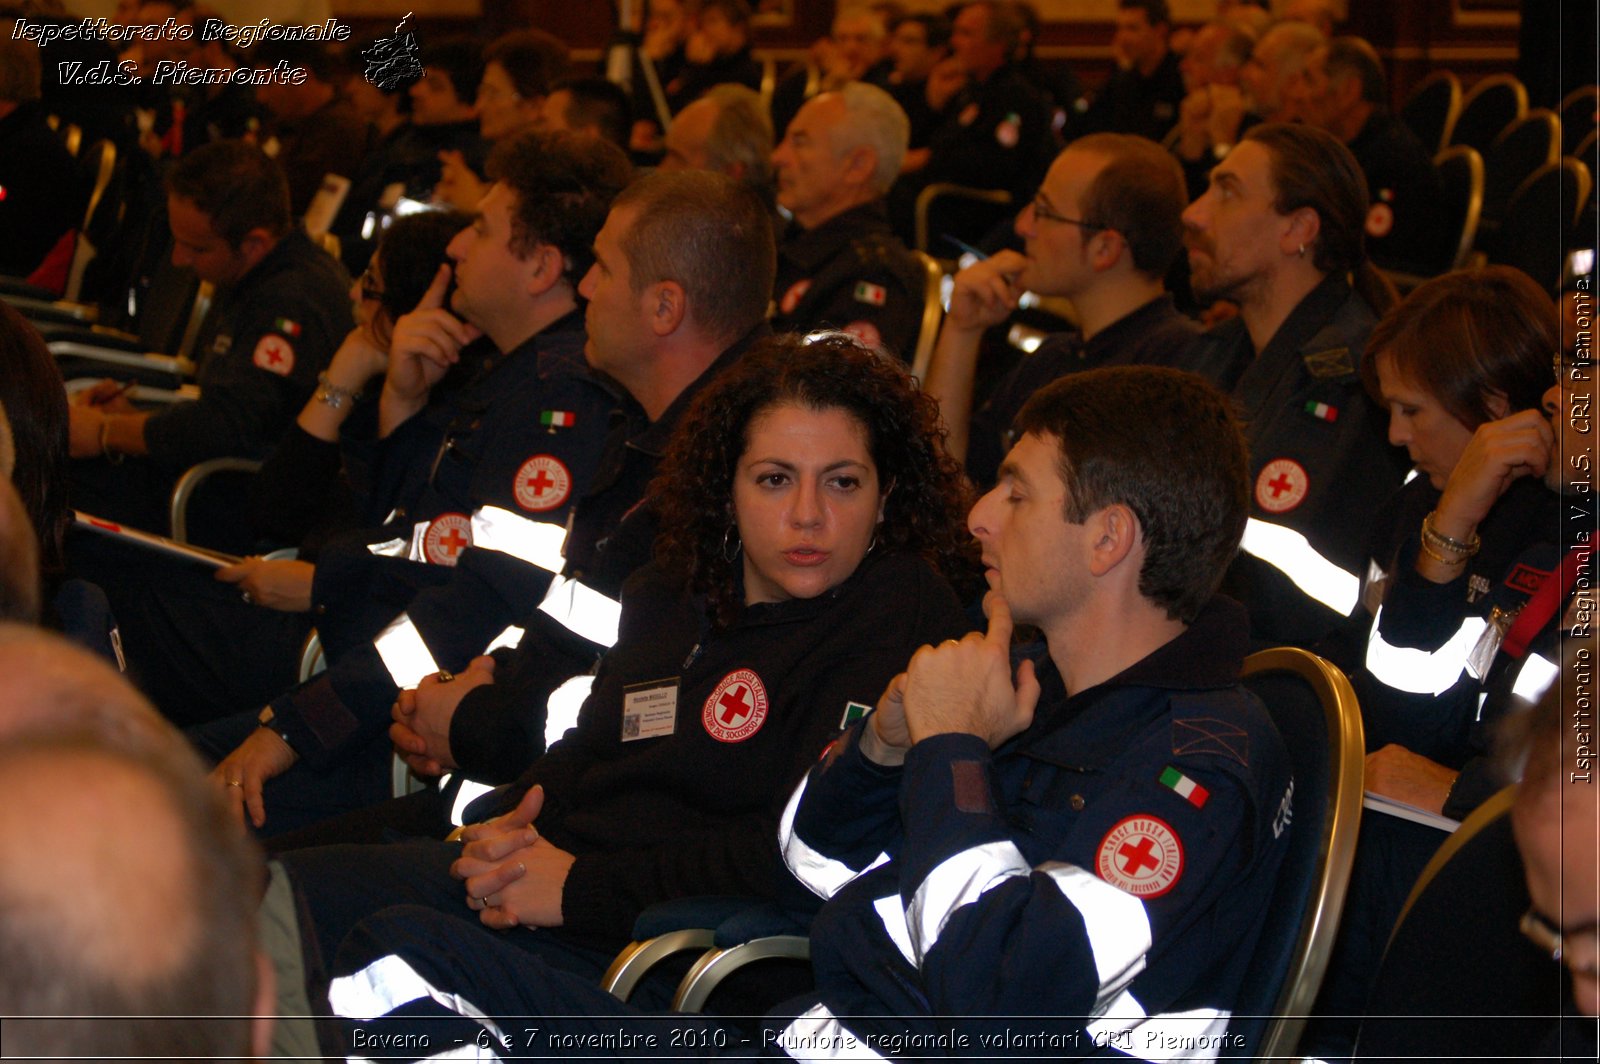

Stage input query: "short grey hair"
[
  {"left": 702, "top": 84, "right": 774, "bottom": 189},
  {"left": 831, "top": 82, "right": 910, "bottom": 196}
]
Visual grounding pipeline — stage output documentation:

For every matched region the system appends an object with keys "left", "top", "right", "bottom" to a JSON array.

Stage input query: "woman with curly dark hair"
[
  {"left": 371, "top": 332, "right": 978, "bottom": 944},
  {"left": 652, "top": 331, "right": 978, "bottom": 625}
]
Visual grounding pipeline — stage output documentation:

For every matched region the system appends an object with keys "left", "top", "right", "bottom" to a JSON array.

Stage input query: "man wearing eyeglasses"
[{"left": 924, "top": 133, "right": 1201, "bottom": 487}]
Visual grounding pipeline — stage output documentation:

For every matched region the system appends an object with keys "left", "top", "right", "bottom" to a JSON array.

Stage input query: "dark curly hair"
[
  {"left": 651, "top": 333, "right": 977, "bottom": 626},
  {"left": 484, "top": 129, "right": 633, "bottom": 289}
]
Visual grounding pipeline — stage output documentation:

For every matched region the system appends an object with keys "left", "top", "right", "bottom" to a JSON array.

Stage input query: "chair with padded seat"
[
  {"left": 1482, "top": 110, "right": 1561, "bottom": 228},
  {"left": 1400, "top": 70, "right": 1462, "bottom": 156},
  {"left": 1559, "top": 84, "right": 1598, "bottom": 158},
  {"left": 1224, "top": 647, "right": 1365, "bottom": 1061},
  {"left": 913, "top": 182, "right": 1015, "bottom": 260},
  {"left": 1434, "top": 145, "right": 1485, "bottom": 273},
  {"left": 908, "top": 250, "right": 945, "bottom": 383},
  {"left": 1492, "top": 158, "right": 1592, "bottom": 293},
  {"left": 1350, "top": 788, "right": 1569, "bottom": 1060},
  {"left": 1449, "top": 74, "right": 1527, "bottom": 155}
]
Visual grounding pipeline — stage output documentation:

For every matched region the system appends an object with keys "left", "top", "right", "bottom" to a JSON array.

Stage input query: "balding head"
[
  {"left": 0, "top": 623, "right": 174, "bottom": 749},
  {"left": 0, "top": 732, "right": 269, "bottom": 1060}
]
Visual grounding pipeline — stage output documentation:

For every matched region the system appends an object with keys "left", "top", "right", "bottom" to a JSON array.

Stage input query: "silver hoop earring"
[{"left": 722, "top": 526, "right": 741, "bottom": 561}]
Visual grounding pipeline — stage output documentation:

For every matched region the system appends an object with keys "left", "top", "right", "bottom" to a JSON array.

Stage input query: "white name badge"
[{"left": 622, "top": 678, "right": 679, "bottom": 741}]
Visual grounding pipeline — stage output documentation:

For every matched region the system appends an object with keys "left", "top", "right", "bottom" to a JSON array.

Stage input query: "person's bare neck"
[
  {"left": 629, "top": 337, "right": 728, "bottom": 422},
  {"left": 1044, "top": 596, "right": 1187, "bottom": 698},
  {"left": 1074, "top": 274, "right": 1167, "bottom": 341},
  {"left": 486, "top": 286, "right": 578, "bottom": 356},
  {"left": 1239, "top": 264, "right": 1325, "bottom": 354}
]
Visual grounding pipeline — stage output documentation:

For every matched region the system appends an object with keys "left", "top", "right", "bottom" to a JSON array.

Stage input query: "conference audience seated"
[
  {"left": 925, "top": 133, "right": 1201, "bottom": 484},
  {"left": 1182, "top": 123, "right": 1409, "bottom": 651},
  {"left": 1077, "top": 0, "right": 1187, "bottom": 143},
  {"left": 1299, "top": 36, "right": 1452, "bottom": 277},
  {"left": 769, "top": 83, "right": 926, "bottom": 361},
  {"left": 66, "top": 141, "right": 352, "bottom": 536}
]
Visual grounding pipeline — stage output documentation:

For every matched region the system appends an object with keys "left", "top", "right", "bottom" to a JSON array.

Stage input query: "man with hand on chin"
[{"left": 771, "top": 366, "right": 1292, "bottom": 1055}]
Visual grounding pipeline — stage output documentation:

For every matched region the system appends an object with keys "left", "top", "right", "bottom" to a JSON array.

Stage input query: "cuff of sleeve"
[{"left": 898, "top": 733, "right": 1007, "bottom": 881}]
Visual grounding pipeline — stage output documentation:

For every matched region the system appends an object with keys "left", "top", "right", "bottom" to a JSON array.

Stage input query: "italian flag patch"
[
  {"left": 853, "top": 281, "right": 887, "bottom": 306},
  {"left": 1159, "top": 765, "right": 1209, "bottom": 808},
  {"left": 274, "top": 317, "right": 301, "bottom": 337},
  {"left": 540, "top": 410, "right": 575, "bottom": 428},
  {"left": 1304, "top": 400, "right": 1338, "bottom": 422}
]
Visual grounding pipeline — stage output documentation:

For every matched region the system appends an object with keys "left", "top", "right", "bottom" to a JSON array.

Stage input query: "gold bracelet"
[
  {"left": 1419, "top": 536, "right": 1468, "bottom": 566},
  {"left": 1421, "top": 511, "right": 1480, "bottom": 557},
  {"left": 97, "top": 415, "right": 124, "bottom": 465}
]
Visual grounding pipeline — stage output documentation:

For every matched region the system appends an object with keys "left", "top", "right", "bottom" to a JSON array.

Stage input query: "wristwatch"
[{"left": 258, "top": 707, "right": 293, "bottom": 749}]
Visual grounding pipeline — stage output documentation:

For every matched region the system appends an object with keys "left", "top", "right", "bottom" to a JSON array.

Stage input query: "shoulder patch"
[
  {"left": 840, "top": 320, "right": 883, "bottom": 352},
  {"left": 1303, "top": 347, "right": 1354, "bottom": 379},
  {"left": 251, "top": 334, "right": 295, "bottom": 376},
  {"left": 1097, "top": 814, "right": 1184, "bottom": 898},
  {"left": 703, "top": 669, "right": 769, "bottom": 743},
  {"left": 1171, "top": 717, "right": 1250, "bottom": 767},
  {"left": 779, "top": 279, "right": 812, "bottom": 316},
  {"left": 1254, "top": 458, "right": 1308, "bottom": 514},
  {"left": 422, "top": 513, "right": 472, "bottom": 566},
  {"left": 853, "top": 281, "right": 887, "bottom": 306}
]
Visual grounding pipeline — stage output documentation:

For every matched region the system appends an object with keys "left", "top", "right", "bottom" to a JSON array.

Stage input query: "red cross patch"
[
  {"left": 251, "top": 334, "right": 295, "bottom": 377},
  {"left": 512, "top": 455, "right": 571, "bottom": 512},
  {"left": 702, "top": 668, "right": 770, "bottom": 743},
  {"left": 1365, "top": 202, "right": 1394, "bottom": 238},
  {"left": 779, "top": 279, "right": 813, "bottom": 316},
  {"left": 841, "top": 320, "right": 883, "bottom": 352},
  {"left": 1096, "top": 814, "right": 1184, "bottom": 898},
  {"left": 423, "top": 513, "right": 472, "bottom": 566},
  {"left": 1254, "top": 458, "right": 1308, "bottom": 514}
]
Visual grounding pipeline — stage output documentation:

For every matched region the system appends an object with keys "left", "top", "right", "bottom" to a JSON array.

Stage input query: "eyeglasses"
[
  {"left": 1553, "top": 353, "right": 1594, "bottom": 380},
  {"left": 1029, "top": 196, "right": 1105, "bottom": 231},
  {"left": 358, "top": 265, "right": 384, "bottom": 303},
  {"left": 1521, "top": 908, "right": 1600, "bottom": 977}
]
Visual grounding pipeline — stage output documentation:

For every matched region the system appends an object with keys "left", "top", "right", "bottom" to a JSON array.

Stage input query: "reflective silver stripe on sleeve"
[
  {"left": 1038, "top": 862, "right": 1151, "bottom": 1011},
  {"left": 772, "top": 1003, "right": 887, "bottom": 1062},
  {"left": 366, "top": 536, "right": 407, "bottom": 558},
  {"left": 469, "top": 506, "right": 568, "bottom": 573},
  {"left": 1512, "top": 652, "right": 1560, "bottom": 704},
  {"left": 328, "top": 953, "right": 507, "bottom": 1061},
  {"left": 873, "top": 892, "right": 917, "bottom": 966},
  {"left": 1363, "top": 607, "right": 1489, "bottom": 695},
  {"left": 485, "top": 625, "right": 524, "bottom": 653},
  {"left": 536, "top": 574, "right": 621, "bottom": 648},
  {"left": 777, "top": 773, "right": 889, "bottom": 900},
  {"left": 1240, "top": 518, "right": 1360, "bottom": 615},
  {"left": 907, "top": 840, "right": 1030, "bottom": 964},
  {"left": 1087, "top": 995, "right": 1231, "bottom": 1063},
  {"left": 373, "top": 613, "right": 441, "bottom": 689},
  {"left": 545, "top": 673, "right": 594, "bottom": 748}
]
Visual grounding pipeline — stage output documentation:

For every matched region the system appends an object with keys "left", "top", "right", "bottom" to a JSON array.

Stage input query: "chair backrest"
[
  {"left": 1353, "top": 787, "right": 1564, "bottom": 1059},
  {"left": 1401, "top": 70, "right": 1462, "bottom": 157},
  {"left": 912, "top": 182, "right": 1015, "bottom": 257},
  {"left": 1434, "top": 145, "right": 1484, "bottom": 271},
  {"left": 908, "top": 251, "right": 944, "bottom": 383},
  {"left": 1496, "top": 159, "right": 1591, "bottom": 292},
  {"left": 1484, "top": 109, "right": 1561, "bottom": 219},
  {"left": 1559, "top": 84, "right": 1598, "bottom": 157},
  {"left": 1450, "top": 74, "right": 1528, "bottom": 154},
  {"left": 65, "top": 139, "right": 119, "bottom": 303},
  {"left": 1227, "top": 647, "right": 1364, "bottom": 1062}
]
